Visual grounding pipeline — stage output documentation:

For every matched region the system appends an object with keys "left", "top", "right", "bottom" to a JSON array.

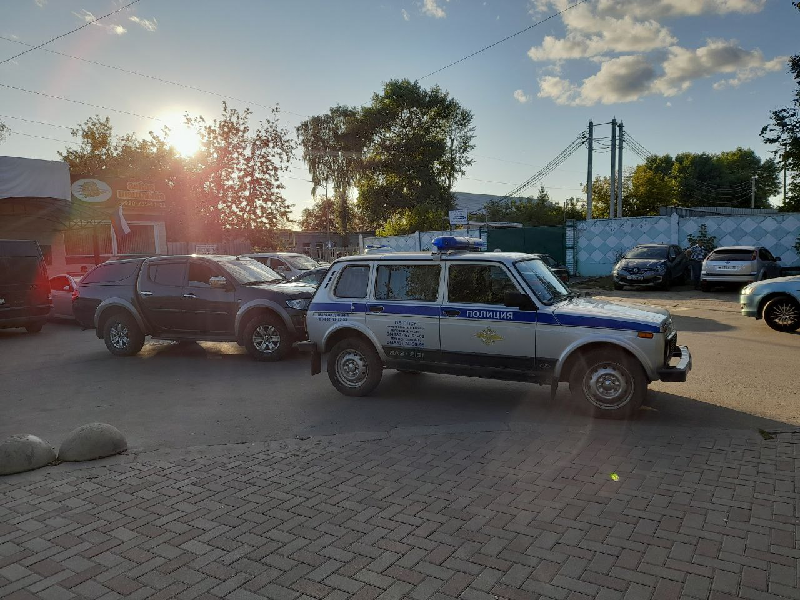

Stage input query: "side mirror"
[
  {"left": 775, "top": 257, "right": 781, "bottom": 262},
  {"left": 209, "top": 276, "right": 228, "bottom": 289},
  {"left": 504, "top": 291, "right": 537, "bottom": 311}
]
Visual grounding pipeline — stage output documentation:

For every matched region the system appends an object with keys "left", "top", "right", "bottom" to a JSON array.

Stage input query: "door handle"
[
  {"left": 442, "top": 308, "right": 460, "bottom": 317},
  {"left": 140, "top": 291, "right": 153, "bottom": 297},
  {"left": 183, "top": 293, "right": 197, "bottom": 299},
  {"left": 369, "top": 305, "right": 384, "bottom": 313}
]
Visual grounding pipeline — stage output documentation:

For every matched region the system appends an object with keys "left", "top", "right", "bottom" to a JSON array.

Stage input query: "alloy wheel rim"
[
  {"left": 771, "top": 303, "right": 799, "bottom": 327},
  {"left": 583, "top": 362, "right": 633, "bottom": 410},
  {"left": 110, "top": 322, "right": 129, "bottom": 349},
  {"left": 253, "top": 325, "right": 281, "bottom": 353},
  {"left": 335, "top": 349, "right": 368, "bottom": 388}
]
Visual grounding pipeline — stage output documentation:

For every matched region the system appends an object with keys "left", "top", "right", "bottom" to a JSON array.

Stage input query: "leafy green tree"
[
  {"left": 0, "top": 120, "right": 8, "bottom": 145},
  {"left": 375, "top": 206, "right": 448, "bottom": 237},
  {"left": 583, "top": 175, "right": 632, "bottom": 219},
  {"left": 296, "top": 106, "right": 362, "bottom": 236},
  {"left": 760, "top": 1, "right": 800, "bottom": 211},
  {"left": 185, "top": 102, "right": 296, "bottom": 245},
  {"left": 686, "top": 224, "right": 717, "bottom": 253},
  {"left": 355, "top": 79, "right": 475, "bottom": 226}
]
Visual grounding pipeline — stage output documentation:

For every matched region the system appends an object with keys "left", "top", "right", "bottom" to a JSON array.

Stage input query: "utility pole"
[
  {"left": 751, "top": 175, "right": 758, "bottom": 209},
  {"left": 784, "top": 144, "right": 788, "bottom": 204},
  {"left": 617, "top": 121, "right": 624, "bottom": 218},
  {"left": 586, "top": 120, "right": 593, "bottom": 220},
  {"left": 610, "top": 118, "right": 617, "bottom": 218}
]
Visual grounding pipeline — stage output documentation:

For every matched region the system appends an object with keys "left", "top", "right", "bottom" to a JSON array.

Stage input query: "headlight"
[
  {"left": 286, "top": 298, "right": 311, "bottom": 310},
  {"left": 741, "top": 285, "right": 754, "bottom": 295}
]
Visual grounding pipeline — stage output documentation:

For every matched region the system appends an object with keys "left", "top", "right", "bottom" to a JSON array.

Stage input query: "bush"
[{"left": 686, "top": 224, "right": 717, "bottom": 253}]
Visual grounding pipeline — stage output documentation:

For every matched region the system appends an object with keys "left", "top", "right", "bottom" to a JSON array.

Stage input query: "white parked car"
[
  {"left": 740, "top": 275, "right": 800, "bottom": 332},
  {"left": 701, "top": 246, "right": 782, "bottom": 291},
  {"left": 299, "top": 236, "right": 692, "bottom": 419}
]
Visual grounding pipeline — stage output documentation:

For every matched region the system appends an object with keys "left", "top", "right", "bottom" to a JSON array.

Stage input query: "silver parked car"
[
  {"left": 48, "top": 274, "right": 79, "bottom": 320},
  {"left": 701, "top": 246, "right": 781, "bottom": 291},
  {"left": 740, "top": 275, "right": 800, "bottom": 332},
  {"left": 244, "top": 253, "right": 323, "bottom": 280}
]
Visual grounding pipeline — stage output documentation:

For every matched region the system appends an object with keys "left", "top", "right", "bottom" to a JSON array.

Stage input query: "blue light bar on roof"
[{"left": 431, "top": 236, "right": 486, "bottom": 252}]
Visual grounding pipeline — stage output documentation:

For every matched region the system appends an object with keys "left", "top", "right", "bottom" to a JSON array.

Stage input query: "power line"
[
  {"left": 0, "top": 113, "right": 72, "bottom": 129},
  {"left": 0, "top": 35, "right": 309, "bottom": 119},
  {"left": 502, "top": 132, "right": 587, "bottom": 199},
  {"left": 0, "top": 0, "right": 141, "bottom": 67},
  {"left": 0, "top": 82, "right": 165, "bottom": 123},
  {"left": 6, "top": 128, "right": 78, "bottom": 146},
  {"left": 419, "top": 0, "right": 589, "bottom": 80}
]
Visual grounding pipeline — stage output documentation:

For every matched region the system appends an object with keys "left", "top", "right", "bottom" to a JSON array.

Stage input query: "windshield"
[
  {"left": 283, "top": 254, "right": 319, "bottom": 270},
  {"left": 625, "top": 246, "right": 668, "bottom": 259},
  {"left": 219, "top": 259, "right": 283, "bottom": 284},
  {"left": 514, "top": 259, "right": 570, "bottom": 305}
]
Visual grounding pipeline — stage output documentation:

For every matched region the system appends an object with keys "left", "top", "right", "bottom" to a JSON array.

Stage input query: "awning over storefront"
[{"left": 0, "top": 156, "right": 71, "bottom": 201}]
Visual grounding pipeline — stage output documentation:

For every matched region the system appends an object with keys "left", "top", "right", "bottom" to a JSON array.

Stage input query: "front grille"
[{"left": 665, "top": 333, "right": 678, "bottom": 364}]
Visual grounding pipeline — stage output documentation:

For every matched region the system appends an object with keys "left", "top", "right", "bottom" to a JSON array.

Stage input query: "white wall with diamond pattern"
[{"left": 577, "top": 213, "right": 800, "bottom": 276}]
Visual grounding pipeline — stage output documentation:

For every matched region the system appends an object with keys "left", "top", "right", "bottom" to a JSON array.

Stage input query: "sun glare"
[{"left": 162, "top": 113, "right": 201, "bottom": 157}]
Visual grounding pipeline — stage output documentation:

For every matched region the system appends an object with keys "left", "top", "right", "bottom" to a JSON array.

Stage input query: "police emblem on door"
[{"left": 476, "top": 327, "right": 503, "bottom": 346}]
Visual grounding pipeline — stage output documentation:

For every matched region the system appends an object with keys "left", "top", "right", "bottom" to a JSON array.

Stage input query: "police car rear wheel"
[
  {"left": 328, "top": 338, "right": 382, "bottom": 396},
  {"left": 569, "top": 350, "right": 645, "bottom": 419}
]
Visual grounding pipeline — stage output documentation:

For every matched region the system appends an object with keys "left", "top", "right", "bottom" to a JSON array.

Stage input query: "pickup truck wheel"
[
  {"left": 327, "top": 338, "right": 382, "bottom": 397},
  {"left": 103, "top": 312, "right": 144, "bottom": 356},
  {"left": 25, "top": 322, "right": 43, "bottom": 333},
  {"left": 244, "top": 314, "right": 289, "bottom": 361},
  {"left": 569, "top": 350, "right": 646, "bottom": 419},
  {"left": 763, "top": 295, "right": 800, "bottom": 332}
]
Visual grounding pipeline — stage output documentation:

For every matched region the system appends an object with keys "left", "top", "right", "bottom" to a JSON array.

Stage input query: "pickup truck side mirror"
[
  {"left": 209, "top": 276, "right": 228, "bottom": 289},
  {"left": 504, "top": 291, "right": 537, "bottom": 311}
]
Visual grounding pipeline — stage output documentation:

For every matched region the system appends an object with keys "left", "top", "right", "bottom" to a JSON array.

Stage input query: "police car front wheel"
[
  {"left": 327, "top": 338, "right": 383, "bottom": 397},
  {"left": 569, "top": 349, "right": 646, "bottom": 419}
]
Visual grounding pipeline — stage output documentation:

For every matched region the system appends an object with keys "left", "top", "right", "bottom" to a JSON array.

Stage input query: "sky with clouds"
[{"left": 0, "top": 0, "right": 797, "bottom": 217}]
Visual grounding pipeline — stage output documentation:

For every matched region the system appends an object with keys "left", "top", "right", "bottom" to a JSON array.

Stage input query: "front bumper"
[
  {"left": 740, "top": 293, "right": 762, "bottom": 319},
  {"left": 657, "top": 345, "right": 692, "bottom": 382},
  {"left": 613, "top": 273, "right": 665, "bottom": 286},
  {"left": 702, "top": 273, "right": 756, "bottom": 283}
]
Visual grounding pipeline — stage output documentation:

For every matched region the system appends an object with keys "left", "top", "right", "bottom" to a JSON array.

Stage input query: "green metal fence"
[{"left": 486, "top": 226, "right": 566, "bottom": 264}]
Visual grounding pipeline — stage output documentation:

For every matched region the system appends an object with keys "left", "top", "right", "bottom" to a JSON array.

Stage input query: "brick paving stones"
[{"left": 1, "top": 424, "right": 797, "bottom": 599}]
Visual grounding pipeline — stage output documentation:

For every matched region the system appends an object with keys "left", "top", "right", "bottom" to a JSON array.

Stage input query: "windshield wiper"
[{"left": 242, "top": 279, "right": 280, "bottom": 285}]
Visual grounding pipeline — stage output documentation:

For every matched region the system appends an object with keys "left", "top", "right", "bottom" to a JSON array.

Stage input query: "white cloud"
[
  {"left": 129, "top": 16, "right": 158, "bottom": 32},
  {"left": 73, "top": 9, "right": 127, "bottom": 35},
  {"left": 666, "top": 101, "right": 672, "bottom": 106},
  {"left": 536, "top": 40, "right": 787, "bottom": 106},
  {"left": 526, "top": 0, "right": 781, "bottom": 105},
  {"left": 34, "top": 0, "right": 47, "bottom": 7},
  {"left": 402, "top": 9, "right": 410, "bottom": 21},
  {"left": 422, "top": 0, "right": 448, "bottom": 19},
  {"left": 513, "top": 89, "right": 531, "bottom": 103}
]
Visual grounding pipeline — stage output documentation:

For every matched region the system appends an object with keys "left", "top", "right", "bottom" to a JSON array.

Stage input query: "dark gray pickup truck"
[{"left": 73, "top": 255, "right": 315, "bottom": 360}]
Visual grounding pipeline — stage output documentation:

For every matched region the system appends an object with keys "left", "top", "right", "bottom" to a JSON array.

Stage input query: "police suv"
[{"left": 302, "top": 237, "right": 691, "bottom": 419}]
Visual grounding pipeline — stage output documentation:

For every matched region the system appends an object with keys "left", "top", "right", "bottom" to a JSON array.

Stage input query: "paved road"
[{"left": 1, "top": 289, "right": 798, "bottom": 451}]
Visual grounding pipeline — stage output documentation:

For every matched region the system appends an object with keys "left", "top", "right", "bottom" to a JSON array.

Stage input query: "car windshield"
[
  {"left": 625, "top": 246, "right": 668, "bottom": 259},
  {"left": 283, "top": 254, "right": 319, "bottom": 270},
  {"left": 514, "top": 258, "right": 571, "bottom": 305},
  {"left": 220, "top": 259, "right": 283, "bottom": 284}
]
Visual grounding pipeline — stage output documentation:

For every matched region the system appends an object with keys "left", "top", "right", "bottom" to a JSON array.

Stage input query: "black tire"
[
  {"left": 243, "top": 313, "right": 290, "bottom": 361},
  {"left": 659, "top": 272, "right": 672, "bottom": 291},
  {"left": 613, "top": 282, "right": 624, "bottom": 291},
  {"left": 327, "top": 337, "right": 383, "bottom": 397},
  {"left": 700, "top": 280, "right": 710, "bottom": 292},
  {"left": 763, "top": 295, "right": 800, "bottom": 333},
  {"left": 25, "top": 322, "right": 43, "bottom": 333},
  {"left": 676, "top": 268, "right": 688, "bottom": 285},
  {"left": 103, "top": 312, "right": 145, "bottom": 356},
  {"left": 568, "top": 349, "right": 647, "bottom": 419}
]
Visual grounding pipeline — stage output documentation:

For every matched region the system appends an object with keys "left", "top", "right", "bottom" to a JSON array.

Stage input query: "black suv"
[
  {"left": 612, "top": 244, "right": 689, "bottom": 290},
  {"left": 73, "top": 255, "right": 314, "bottom": 360},
  {"left": 0, "top": 239, "right": 51, "bottom": 333}
]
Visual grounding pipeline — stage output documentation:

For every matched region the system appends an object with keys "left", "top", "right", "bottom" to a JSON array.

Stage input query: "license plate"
[
  {"left": 628, "top": 275, "right": 644, "bottom": 280},
  {"left": 717, "top": 265, "right": 738, "bottom": 270}
]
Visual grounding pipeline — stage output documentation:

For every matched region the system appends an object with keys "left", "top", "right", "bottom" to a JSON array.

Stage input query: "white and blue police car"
[{"left": 300, "top": 237, "right": 691, "bottom": 419}]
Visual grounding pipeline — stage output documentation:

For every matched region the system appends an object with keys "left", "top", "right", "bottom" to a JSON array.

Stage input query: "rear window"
[
  {"left": 707, "top": 249, "right": 755, "bottom": 261},
  {"left": 81, "top": 261, "right": 140, "bottom": 284},
  {"left": 0, "top": 256, "right": 43, "bottom": 286}
]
